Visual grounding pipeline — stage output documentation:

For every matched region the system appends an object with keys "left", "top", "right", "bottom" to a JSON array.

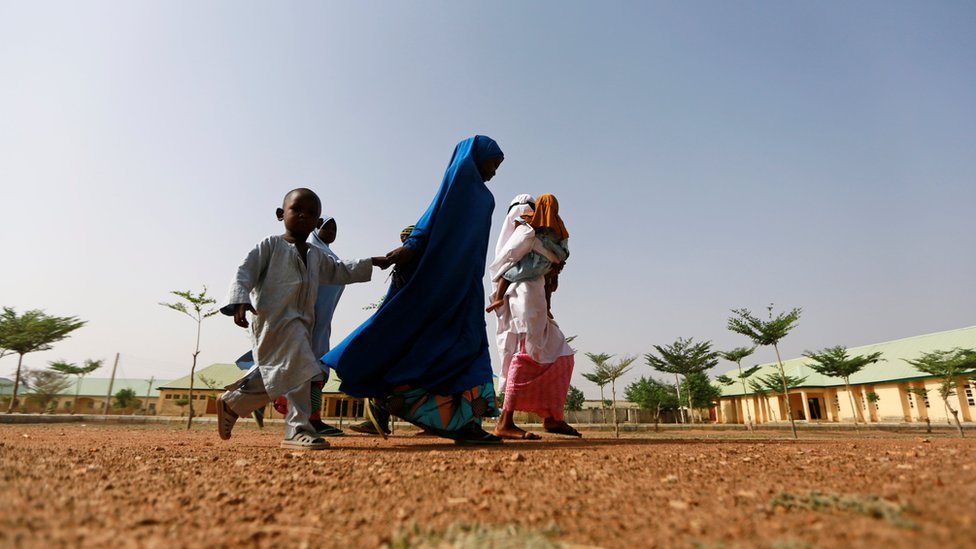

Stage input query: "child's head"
[
  {"left": 317, "top": 216, "right": 337, "bottom": 244},
  {"left": 276, "top": 188, "right": 322, "bottom": 237},
  {"left": 521, "top": 194, "right": 568, "bottom": 240},
  {"left": 399, "top": 225, "right": 415, "bottom": 244}
]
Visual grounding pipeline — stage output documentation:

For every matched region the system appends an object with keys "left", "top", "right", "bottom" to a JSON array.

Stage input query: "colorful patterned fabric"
[
  {"left": 503, "top": 352, "right": 574, "bottom": 421},
  {"left": 379, "top": 379, "right": 499, "bottom": 438}
]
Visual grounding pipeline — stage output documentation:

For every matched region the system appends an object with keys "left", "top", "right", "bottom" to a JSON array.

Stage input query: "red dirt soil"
[{"left": 2, "top": 423, "right": 975, "bottom": 548}]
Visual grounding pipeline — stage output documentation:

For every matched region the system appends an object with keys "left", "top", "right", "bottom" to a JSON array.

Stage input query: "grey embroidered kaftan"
[{"left": 220, "top": 235, "right": 372, "bottom": 399}]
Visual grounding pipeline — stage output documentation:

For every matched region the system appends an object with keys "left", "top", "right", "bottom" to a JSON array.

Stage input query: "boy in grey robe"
[{"left": 216, "top": 188, "right": 390, "bottom": 450}]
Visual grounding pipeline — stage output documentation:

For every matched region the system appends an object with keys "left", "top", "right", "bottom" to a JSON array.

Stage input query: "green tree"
[
  {"left": 114, "top": 388, "right": 137, "bottom": 410},
  {"left": 601, "top": 355, "right": 636, "bottom": 438},
  {"left": 625, "top": 376, "right": 679, "bottom": 430},
  {"left": 803, "top": 346, "right": 884, "bottom": 430},
  {"left": 0, "top": 308, "right": 86, "bottom": 413},
  {"left": 905, "top": 386, "right": 932, "bottom": 432},
  {"left": 728, "top": 304, "right": 802, "bottom": 438},
  {"left": 160, "top": 287, "right": 218, "bottom": 429},
  {"left": 905, "top": 348, "right": 976, "bottom": 437},
  {"left": 564, "top": 385, "right": 585, "bottom": 412},
  {"left": 582, "top": 353, "right": 612, "bottom": 424},
  {"left": 49, "top": 359, "right": 102, "bottom": 414},
  {"left": 644, "top": 337, "right": 719, "bottom": 424},
  {"left": 752, "top": 372, "right": 807, "bottom": 423},
  {"left": 174, "top": 397, "right": 190, "bottom": 416},
  {"left": 717, "top": 346, "right": 758, "bottom": 429},
  {"left": 682, "top": 371, "right": 723, "bottom": 422},
  {"left": 24, "top": 368, "right": 72, "bottom": 413}
]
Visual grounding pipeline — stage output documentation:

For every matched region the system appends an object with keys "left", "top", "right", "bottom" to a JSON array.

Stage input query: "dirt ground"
[{"left": 2, "top": 422, "right": 974, "bottom": 549}]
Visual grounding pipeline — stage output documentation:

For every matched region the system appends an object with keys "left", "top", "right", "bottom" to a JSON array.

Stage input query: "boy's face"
[{"left": 277, "top": 191, "right": 321, "bottom": 236}]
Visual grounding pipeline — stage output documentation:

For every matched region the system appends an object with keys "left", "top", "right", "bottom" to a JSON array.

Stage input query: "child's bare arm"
[{"left": 372, "top": 256, "right": 392, "bottom": 270}]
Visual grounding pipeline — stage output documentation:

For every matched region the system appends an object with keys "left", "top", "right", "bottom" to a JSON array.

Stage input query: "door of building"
[{"left": 807, "top": 397, "right": 822, "bottom": 420}]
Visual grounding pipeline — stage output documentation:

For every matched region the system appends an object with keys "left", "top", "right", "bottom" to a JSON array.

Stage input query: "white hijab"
[{"left": 493, "top": 194, "right": 534, "bottom": 264}]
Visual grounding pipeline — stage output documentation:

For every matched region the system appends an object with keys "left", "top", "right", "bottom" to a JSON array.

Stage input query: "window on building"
[
  {"left": 165, "top": 394, "right": 173, "bottom": 400},
  {"left": 906, "top": 392, "right": 915, "bottom": 409},
  {"left": 965, "top": 383, "right": 974, "bottom": 407},
  {"left": 87, "top": 401, "right": 95, "bottom": 409},
  {"left": 352, "top": 400, "right": 364, "bottom": 418},
  {"left": 64, "top": 401, "right": 72, "bottom": 409}
]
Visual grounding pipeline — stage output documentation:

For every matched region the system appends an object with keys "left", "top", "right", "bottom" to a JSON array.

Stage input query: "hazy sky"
[{"left": 1, "top": 2, "right": 973, "bottom": 397}]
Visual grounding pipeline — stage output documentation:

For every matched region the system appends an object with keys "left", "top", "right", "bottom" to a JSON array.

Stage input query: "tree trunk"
[
  {"left": 738, "top": 364, "right": 753, "bottom": 430},
  {"left": 674, "top": 374, "right": 685, "bottom": 424},
  {"left": 944, "top": 398, "right": 965, "bottom": 437},
  {"left": 71, "top": 376, "right": 83, "bottom": 414},
  {"left": 773, "top": 344, "right": 798, "bottom": 439},
  {"left": 599, "top": 386, "right": 607, "bottom": 424},
  {"left": 843, "top": 378, "right": 860, "bottom": 431},
  {"left": 186, "top": 352, "right": 198, "bottom": 430},
  {"left": 6, "top": 354, "right": 24, "bottom": 413},
  {"left": 684, "top": 375, "right": 695, "bottom": 424},
  {"left": 186, "top": 316, "right": 203, "bottom": 430},
  {"left": 611, "top": 381, "right": 619, "bottom": 438}
]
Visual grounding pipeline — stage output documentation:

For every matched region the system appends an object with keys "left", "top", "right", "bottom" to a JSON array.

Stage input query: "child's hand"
[
  {"left": 372, "top": 256, "right": 392, "bottom": 270},
  {"left": 234, "top": 303, "right": 256, "bottom": 328}
]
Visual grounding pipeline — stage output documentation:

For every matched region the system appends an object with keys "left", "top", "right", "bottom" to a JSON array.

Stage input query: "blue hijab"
[{"left": 324, "top": 136, "right": 503, "bottom": 397}]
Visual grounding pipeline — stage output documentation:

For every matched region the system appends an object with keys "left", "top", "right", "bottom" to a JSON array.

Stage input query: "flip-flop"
[
  {"left": 496, "top": 430, "right": 542, "bottom": 440},
  {"left": 311, "top": 420, "right": 345, "bottom": 437},
  {"left": 316, "top": 426, "right": 345, "bottom": 437},
  {"left": 454, "top": 424, "right": 504, "bottom": 445},
  {"left": 544, "top": 423, "right": 582, "bottom": 438},
  {"left": 364, "top": 399, "right": 388, "bottom": 440}
]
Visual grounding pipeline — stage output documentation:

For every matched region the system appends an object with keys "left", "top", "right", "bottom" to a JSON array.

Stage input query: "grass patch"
[
  {"left": 769, "top": 491, "right": 916, "bottom": 529},
  {"left": 385, "top": 522, "right": 565, "bottom": 549}
]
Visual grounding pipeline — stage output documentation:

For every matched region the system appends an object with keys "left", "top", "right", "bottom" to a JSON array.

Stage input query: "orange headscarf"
[{"left": 521, "top": 194, "right": 568, "bottom": 241}]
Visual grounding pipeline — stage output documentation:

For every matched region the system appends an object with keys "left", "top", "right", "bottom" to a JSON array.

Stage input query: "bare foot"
[
  {"left": 486, "top": 299, "right": 505, "bottom": 313},
  {"left": 493, "top": 426, "right": 541, "bottom": 440}
]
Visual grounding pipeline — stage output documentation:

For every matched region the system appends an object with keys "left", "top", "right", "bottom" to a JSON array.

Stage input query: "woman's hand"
[{"left": 385, "top": 246, "right": 417, "bottom": 267}]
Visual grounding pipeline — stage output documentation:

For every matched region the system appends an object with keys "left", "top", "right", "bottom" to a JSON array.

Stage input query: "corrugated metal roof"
[
  {"left": 719, "top": 325, "right": 976, "bottom": 396},
  {"left": 158, "top": 363, "right": 243, "bottom": 390}
]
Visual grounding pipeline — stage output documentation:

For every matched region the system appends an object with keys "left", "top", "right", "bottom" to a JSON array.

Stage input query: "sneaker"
[
  {"left": 280, "top": 431, "right": 330, "bottom": 451},
  {"left": 216, "top": 394, "right": 239, "bottom": 440}
]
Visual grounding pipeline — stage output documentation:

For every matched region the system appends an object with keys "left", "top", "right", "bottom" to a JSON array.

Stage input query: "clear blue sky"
[{"left": 1, "top": 2, "right": 974, "bottom": 397}]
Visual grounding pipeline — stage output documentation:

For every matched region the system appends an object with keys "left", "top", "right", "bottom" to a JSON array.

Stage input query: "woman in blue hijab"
[{"left": 324, "top": 135, "right": 505, "bottom": 444}]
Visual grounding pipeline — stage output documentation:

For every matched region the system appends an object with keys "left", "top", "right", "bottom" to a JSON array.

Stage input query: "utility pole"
[
  {"left": 103, "top": 353, "right": 119, "bottom": 416},
  {"left": 143, "top": 376, "right": 155, "bottom": 414}
]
